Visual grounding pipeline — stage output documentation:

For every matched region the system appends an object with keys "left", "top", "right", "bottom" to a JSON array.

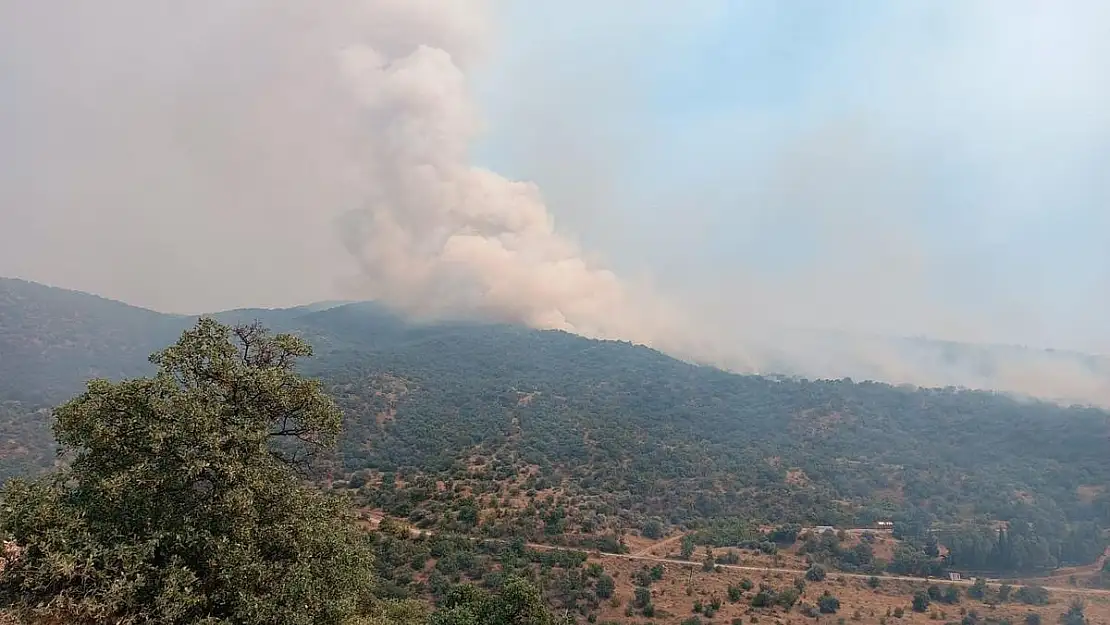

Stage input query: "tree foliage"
[
  {"left": 0, "top": 319, "right": 376, "bottom": 624},
  {"left": 426, "top": 576, "right": 572, "bottom": 625},
  {"left": 805, "top": 564, "right": 828, "bottom": 582},
  {"left": 1059, "top": 599, "right": 1088, "bottom": 625},
  {"left": 817, "top": 592, "right": 840, "bottom": 614}
]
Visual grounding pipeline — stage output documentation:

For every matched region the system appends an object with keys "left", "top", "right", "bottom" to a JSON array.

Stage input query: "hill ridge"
[{"left": 1, "top": 275, "right": 1109, "bottom": 577}]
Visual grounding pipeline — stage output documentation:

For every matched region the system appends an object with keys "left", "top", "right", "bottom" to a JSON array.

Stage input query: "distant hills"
[
  {"left": 1, "top": 277, "right": 1109, "bottom": 573},
  {"left": 0, "top": 278, "right": 186, "bottom": 404},
  {"left": 3, "top": 276, "right": 1108, "bottom": 407},
  {"left": 704, "top": 326, "right": 1110, "bottom": 408}
]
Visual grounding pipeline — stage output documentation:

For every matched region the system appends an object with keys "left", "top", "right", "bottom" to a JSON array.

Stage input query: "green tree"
[
  {"left": 429, "top": 577, "right": 570, "bottom": 625},
  {"left": 0, "top": 320, "right": 376, "bottom": 624},
  {"left": 641, "top": 519, "right": 664, "bottom": 539},
  {"left": 750, "top": 584, "right": 776, "bottom": 608},
  {"left": 777, "top": 587, "right": 801, "bottom": 610},
  {"left": 817, "top": 592, "right": 840, "bottom": 614},
  {"left": 1059, "top": 599, "right": 1087, "bottom": 625},
  {"left": 634, "top": 586, "right": 652, "bottom": 608},
  {"left": 913, "top": 590, "right": 931, "bottom": 612},
  {"left": 1015, "top": 585, "right": 1049, "bottom": 606},
  {"left": 925, "top": 534, "right": 940, "bottom": 557},
  {"left": 969, "top": 578, "right": 988, "bottom": 600},
  {"left": 681, "top": 534, "right": 697, "bottom": 560},
  {"left": 595, "top": 574, "right": 615, "bottom": 599},
  {"left": 806, "top": 564, "right": 828, "bottom": 582}
]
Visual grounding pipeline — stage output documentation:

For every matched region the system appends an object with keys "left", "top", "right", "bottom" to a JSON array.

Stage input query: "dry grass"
[{"left": 589, "top": 553, "right": 1110, "bottom": 624}]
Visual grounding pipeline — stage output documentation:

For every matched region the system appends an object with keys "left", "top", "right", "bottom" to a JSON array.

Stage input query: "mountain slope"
[
  {"left": 0, "top": 278, "right": 187, "bottom": 405},
  {"left": 1, "top": 278, "right": 1109, "bottom": 574}
]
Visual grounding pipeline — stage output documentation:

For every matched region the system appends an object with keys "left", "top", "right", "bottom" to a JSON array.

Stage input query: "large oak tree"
[{"left": 0, "top": 319, "right": 375, "bottom": 624}]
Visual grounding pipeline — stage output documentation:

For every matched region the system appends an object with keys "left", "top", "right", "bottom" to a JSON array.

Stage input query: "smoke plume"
[
  {"left": 0, "top": 1, "right": 1107, "bottom": 405},
  {"left": 331, "top": 26, "right": 681, "bottom": 343}
]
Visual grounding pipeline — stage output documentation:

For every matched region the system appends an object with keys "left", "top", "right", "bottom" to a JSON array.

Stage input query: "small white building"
[
  {"left": 815, "top": 525, "right": 835, "bottom": 534},
  {"left": 949, "top": 573, "right": 962, "bottom": 582}
]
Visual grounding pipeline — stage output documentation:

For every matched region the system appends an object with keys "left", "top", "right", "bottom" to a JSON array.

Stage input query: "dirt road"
[
  {"left": 630, "top": 532, "right": 686, "bottom": 557},
  {"left": 358, "top": 511, "right": 1110, "bottom": 598},
  {"left": 524, "top": 540, "right": 1110, "bottom": 598}
]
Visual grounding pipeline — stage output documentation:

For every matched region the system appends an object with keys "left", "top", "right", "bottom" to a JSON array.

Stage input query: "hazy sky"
[
  {"left": 474, "top": 1, "right": 1110, "bottom": 353},
  {"left": 1, "top": 1, "right": 1108, "bottom": 361}
]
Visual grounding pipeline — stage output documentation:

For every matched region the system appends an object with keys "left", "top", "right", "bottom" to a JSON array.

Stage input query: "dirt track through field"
[
  {"left": 631, "top": 532, "right": 687, "bottom": 557},
  {"left": 570, "top": 547, "right": 1110, "bottom": 598},
  {"left": 523, "top": 537, "right": 1110, "bottom": 598},
  {"left": 359, "top": 511, "right": 1110, "bottom": 598}
]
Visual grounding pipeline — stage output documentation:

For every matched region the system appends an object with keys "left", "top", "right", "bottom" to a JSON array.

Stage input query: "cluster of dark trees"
[
  {"left": 372, "top": 525, "right": 602, "bottom": 620},
  {"left": 943, "top": 521, "right": 1105, "bottom": 573},
  {"left": 888, "top": 506, "right": 1108, "bottom": 575},
  {"left": 798, "top": 530, "right": 879, "bottom": 573}
]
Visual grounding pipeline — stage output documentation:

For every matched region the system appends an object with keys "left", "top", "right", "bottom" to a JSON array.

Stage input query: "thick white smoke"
[
  {"left": 0, "top": 0, "right": 682, "bottom": 346},
  {"left": 327, "top": 1, "right": 687, "bottom": 347},
  {"left": 0, "top": 0, "right": 1107, "bottom": 405},
  {"left": 327, "top": 0, "right": 1110, "bottom": 405}
]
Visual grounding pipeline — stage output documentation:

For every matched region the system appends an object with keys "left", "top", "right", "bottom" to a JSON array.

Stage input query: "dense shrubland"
[{"left": 3, "top": 278, "right": 1108, "bottom": 583}]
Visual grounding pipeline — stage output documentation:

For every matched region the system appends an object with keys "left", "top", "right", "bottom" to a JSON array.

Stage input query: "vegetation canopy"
[{"left": 0, "top": 319, "right": 376, "bottom": 624}]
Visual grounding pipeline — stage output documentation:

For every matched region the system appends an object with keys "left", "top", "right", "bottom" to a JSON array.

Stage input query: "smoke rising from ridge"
[
  {"left": 331, "top": 34, "right": 681, "bottom": 343},
  {"left": 0, "top": 1, "right": 1107, "bottom": 405}
]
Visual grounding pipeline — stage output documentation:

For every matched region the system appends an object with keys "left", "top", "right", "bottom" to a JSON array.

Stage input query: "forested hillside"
[
  {"left": 2, "top": 278, "right": 1108, "bottom": 576},
  {"left": 0, "top": 278, "right": 185, "bottom": 404}
]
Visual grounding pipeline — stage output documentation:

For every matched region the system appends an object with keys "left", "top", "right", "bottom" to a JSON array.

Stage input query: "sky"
[
  {"left": 473, "top": 1, "right": 1110, "bottom": 353},
  {"left": 0, "top": 1, "right": 1108, "bottom": 399}
]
